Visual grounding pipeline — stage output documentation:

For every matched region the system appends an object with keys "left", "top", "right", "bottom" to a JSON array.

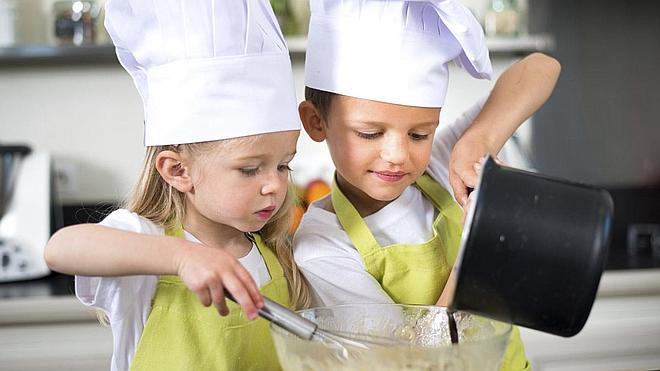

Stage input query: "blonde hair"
[{"left": 130, "top": 139, "right": 310, "bottom": 309}]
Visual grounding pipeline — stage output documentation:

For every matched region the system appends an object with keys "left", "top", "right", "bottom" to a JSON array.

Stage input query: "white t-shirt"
[
  {"left": 293, "top": 99, "right": 485, "bottom": 307},
  {"left": 75, "top": 209, "right": 271, "bottom": 371}
]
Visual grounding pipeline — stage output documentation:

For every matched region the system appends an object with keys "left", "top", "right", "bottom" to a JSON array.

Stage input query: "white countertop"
[{"left": 596, "top": 268, "right": 660, "bottom": 297}]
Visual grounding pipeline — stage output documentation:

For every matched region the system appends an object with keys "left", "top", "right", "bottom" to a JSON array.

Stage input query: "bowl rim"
[{"left": 269, "top": 303, "right": 513, "bottom": 346}]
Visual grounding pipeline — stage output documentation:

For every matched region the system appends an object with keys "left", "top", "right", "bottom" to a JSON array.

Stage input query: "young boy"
[{"left": 293, "top": 1, "right": 560, "bottom": 370}]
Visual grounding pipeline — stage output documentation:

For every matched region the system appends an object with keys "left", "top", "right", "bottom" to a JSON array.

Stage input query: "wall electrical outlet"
[{"left": 53, "top": 160, "right": 80, "bottom": 198}]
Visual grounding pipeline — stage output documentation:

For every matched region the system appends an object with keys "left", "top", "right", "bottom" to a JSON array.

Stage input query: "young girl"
[{"left": 44, "top": 1, "right": 308, "bottom": 370}]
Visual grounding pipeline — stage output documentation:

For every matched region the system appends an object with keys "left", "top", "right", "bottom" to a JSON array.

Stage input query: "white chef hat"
[
  {"left": 104, "top": 0, "right": 300, "bottom": 146},
  {"left": 305, "top": 0, "right": 492, "bottom": 108}
]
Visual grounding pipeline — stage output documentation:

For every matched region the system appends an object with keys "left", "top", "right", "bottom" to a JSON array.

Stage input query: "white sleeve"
[
  {"left": 427, "top": 97, "right": 487, "bottom": 192},
  {"left": 294, "top": 225, "right": 393, "bottom": 307},
  {"left": 74, "top": 209, "right": 160, "bottom": 321}
]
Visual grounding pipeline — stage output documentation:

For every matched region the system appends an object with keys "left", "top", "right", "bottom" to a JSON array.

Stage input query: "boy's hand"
[
  {"left": 449, "top": 136, "right": 504, "bottom": 209},
  {"left": 449, "top": 133, "right": 494, "bottom": 208},
  {"left": 175, "top": 241, "right": 264, "bottom": 320},
  {"left": 436, "top": 266, "right": 458, "bottom": 307}
]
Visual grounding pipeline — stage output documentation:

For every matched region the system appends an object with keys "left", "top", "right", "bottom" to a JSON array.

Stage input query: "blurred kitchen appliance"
[
  {"left": 0, "top": 144, "right": 55, "bottom": 282},
  {"left": 627, "top": 223, "right": 660, "bottom": 259},
  {"left": 0, "top": 0, "right": 16, "bottom": 47}
]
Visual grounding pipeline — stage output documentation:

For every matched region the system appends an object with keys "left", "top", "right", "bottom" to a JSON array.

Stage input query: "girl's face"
[
  {"left": 323, "top": 96, "right": 439, "bottom": 214},
  {"left": 186, "top": 130, "right": 299, "bottom": 233}
]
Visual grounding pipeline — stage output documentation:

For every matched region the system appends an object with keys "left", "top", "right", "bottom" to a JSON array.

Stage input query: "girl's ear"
[
  {"left": 156, "top": 150, "right": 193, "bottom": 193},
  {"left": 298, "top": 100, "right": 327, "bottom": 142}
]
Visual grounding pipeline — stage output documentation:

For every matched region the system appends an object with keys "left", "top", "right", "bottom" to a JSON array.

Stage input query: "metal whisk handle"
[
  {"left": 224, "top": 291, "right": 318, "bottom": 340},
  {"left": 259, "top": 297, "right": 318, "bottom": 340}
]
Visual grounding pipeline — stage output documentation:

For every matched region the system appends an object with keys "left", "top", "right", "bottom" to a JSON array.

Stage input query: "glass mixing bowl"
[{"left": 271, "top": 304, "right": 511, "bottom": 371}]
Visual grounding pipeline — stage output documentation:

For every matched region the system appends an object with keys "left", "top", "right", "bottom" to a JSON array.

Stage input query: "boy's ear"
[
  {"left": 298, "top": 100, "right": 327, "bottom": 142},
  {"left": 156, "top": 150, "right": 193, "bottom": 193}
]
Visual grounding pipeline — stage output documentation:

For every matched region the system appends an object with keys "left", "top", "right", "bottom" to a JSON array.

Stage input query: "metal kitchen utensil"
[
  {"left": 225, "top": 292, "right": 370, "bottom": 358},
  {"left": 447, "top": 309, "right": 459, "bottom": 344},
  {"left": 449, "top": 155, "right": 613, "bottom": 337}
]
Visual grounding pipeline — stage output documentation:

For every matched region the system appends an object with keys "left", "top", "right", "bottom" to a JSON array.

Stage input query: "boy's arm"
[
  {"left": 449, "top": 52, "right": 561, "bottom": 206},
  {"left": 45, "top": 224, "right": 263, "bottom": 318}
]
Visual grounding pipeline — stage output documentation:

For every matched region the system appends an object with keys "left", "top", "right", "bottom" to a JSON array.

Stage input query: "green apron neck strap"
[
  {"left": 164, "top": 227, "right": 283, "bottom": 279},
  {"left": 165, "top": 225, "right": 185, "bottom": 238},
  {"left": 247, "top": 232, "right": 284, "bottom": 279},
  {"left": 414, "top": 173, "right": 457, "bottom": 211},
  {"left": 331, "top": 175, "right": 382, "bottom": 256}
]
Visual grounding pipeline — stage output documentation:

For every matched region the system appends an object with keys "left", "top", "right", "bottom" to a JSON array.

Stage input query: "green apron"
[
  {"left": 130, "top": 228, "right": 288, "bottom": 371},
  {"left": 332, "top": 173, "right": 530, "bottom": 371}
]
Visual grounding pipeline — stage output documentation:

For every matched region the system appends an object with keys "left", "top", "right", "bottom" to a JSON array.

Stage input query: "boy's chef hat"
[
  {"left": 305, "top": 0, "right": 492, "bottom": 108},
  {"left": 105, "top": 0, "right": 300, "bottom": 146}
]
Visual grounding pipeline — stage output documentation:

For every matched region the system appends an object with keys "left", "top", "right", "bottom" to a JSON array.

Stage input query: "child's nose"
[
  {"left": 261, "top": 171, "right": 286, "bottom": 195},
  {"left": 380, "top": 136, "right": 408, "bottom": 165}
]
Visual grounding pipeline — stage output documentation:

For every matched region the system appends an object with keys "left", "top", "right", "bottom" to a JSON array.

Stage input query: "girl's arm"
[
  {"left": 46, "top": 224, "right": 187, "bottom": 276},
  {"left": 449, "top": 52, "right": 561, "bottom": 206},
  {"left": 45, "top": 224, "right": 263, "bottom": 319}
]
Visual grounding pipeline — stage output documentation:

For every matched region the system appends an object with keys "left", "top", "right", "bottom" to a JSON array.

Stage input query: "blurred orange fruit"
[
  {"left": 289, "top": 204, "right": 306, "bottom": 235},
  {"left": 304, "top": 179, "right": 331, "bottom": 206}
]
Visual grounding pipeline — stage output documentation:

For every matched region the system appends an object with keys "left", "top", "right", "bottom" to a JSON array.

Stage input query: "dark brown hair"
[{"left": 304, "top": 86, "right": 337, "bottom": 120}]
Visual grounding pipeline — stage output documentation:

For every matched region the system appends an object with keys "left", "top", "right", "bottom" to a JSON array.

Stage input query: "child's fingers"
[
  {"left": 449, "top": 172, "right": 469, "bottom": 207},
  {"left": 223, "top": 274, "right": 259, "bottom": 320},
  {"left": 461, "top": 192, "right": 477, "bottom": 226},
  {"left": 209, "top": 282, "right": 229, "bottom": 316},
  {"left": 234, "top": 264, "right": 264, "bottom": 308},
  {"left": 473, "top": 161, "right": 482, "bottom": 174},
  {"left": 436, "top": 267, "right": 459, "bottom": 307},
  {"left": 195, "top": 287, "right": 212, "bottom": 308},
  {"left": 477, "top": 156, "right": 505, "bottom": 167}
]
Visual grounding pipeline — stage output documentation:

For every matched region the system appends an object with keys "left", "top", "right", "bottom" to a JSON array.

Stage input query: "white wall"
[
  {"left": 0, "top": 56, "right": 517, "bottom": 203},
  {"left": 1, "top": 0, "right": 531, "bottom": 203}
]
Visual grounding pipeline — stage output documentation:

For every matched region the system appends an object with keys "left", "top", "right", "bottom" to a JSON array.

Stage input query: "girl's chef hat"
[
  {"left": 305, "top": 0, "right": 492, "bottom": 108},
  {"left": 105, "top": 0, "right": 300, "bottom": 146}
]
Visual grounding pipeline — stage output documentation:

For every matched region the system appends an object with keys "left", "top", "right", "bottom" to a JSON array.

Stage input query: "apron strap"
[
  {"left": 248, "top": 233, "right": 284, "bottom": 280},
  {"left": 414, "top": 173, "right": 458, "bottom": 212},
  {"left": 332, "top": 172, "right": 457, "bottom": 257},
  {"left": 415, "top": 173, "right": 464, "bottom": 265},
  {"left": 165, "top": 225, "right": 184, "bottom": 238},
  {"left": 163, "top": 227, "right": 283, "bottom": 280},
  {"left": 331, "top": 175, "right": 382, "bottom": 257}
]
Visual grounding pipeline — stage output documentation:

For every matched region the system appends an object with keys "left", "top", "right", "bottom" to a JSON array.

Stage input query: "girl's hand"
[{"left": 175, "top": 242, "right": 264, "bottom": 320}]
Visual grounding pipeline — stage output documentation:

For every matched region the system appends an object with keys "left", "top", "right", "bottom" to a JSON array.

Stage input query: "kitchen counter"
[
  {"left": 0, "top": 273, "right": 86, "bottom": 325},
  {"left": 0, "top": 278, "right": 108, "bottom": 371},
  {"left": 0, "top": 272, "right": 74, "bottom": 299},
  {"left": 596, "top": 268, "right": 660, "bottom": 297},
  {"left": 519, "top": 269, "right": 660, "bottom": 371},
  {"left": 0, "top": 269, "right": 659, "bottom": 371}
]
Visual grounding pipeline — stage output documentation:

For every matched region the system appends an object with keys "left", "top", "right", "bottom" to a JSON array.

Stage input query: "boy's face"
[{"left": 302, "top": 95, "right": 439, "bottom": 212}]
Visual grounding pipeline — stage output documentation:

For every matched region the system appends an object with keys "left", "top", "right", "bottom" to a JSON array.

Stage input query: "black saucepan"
[{"left": 449, "top": 156, "right": 613, "bottom": 337}]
